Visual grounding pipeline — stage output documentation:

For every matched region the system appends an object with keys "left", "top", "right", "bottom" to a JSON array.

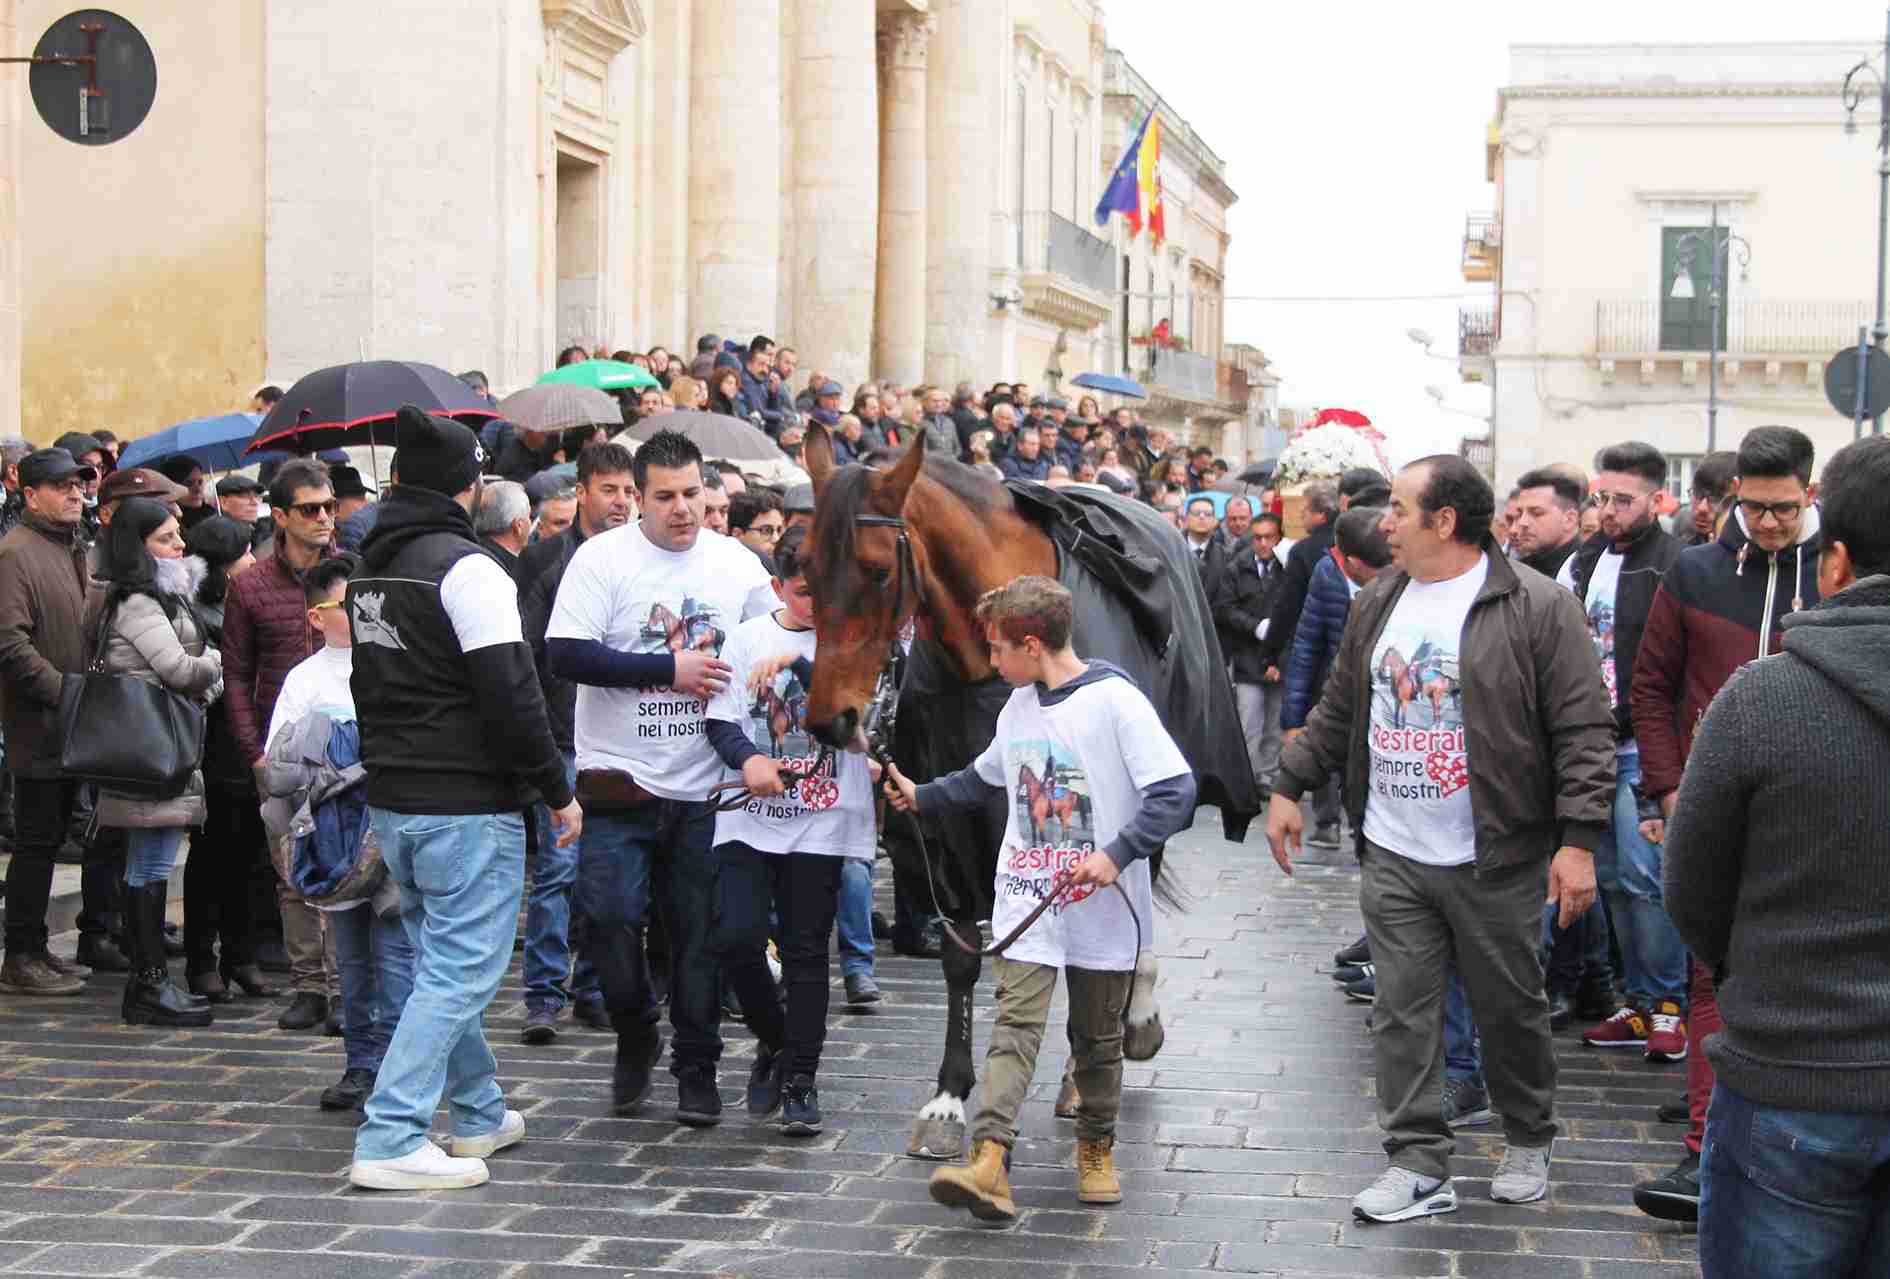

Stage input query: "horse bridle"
[{"left": 850, "top": 513, "right": 1145, "bottom": 965}]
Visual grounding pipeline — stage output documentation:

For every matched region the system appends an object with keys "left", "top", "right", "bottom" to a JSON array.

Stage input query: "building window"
[
  {"left": 1661, "top": 226, "right": 1729, "bottom": 351},
  {"left": 1665, "top": 452, "right": 1703, "bottom": 502},
  {"left": 1015, "top": 81, "right": 1027, "bottom": 264},
  {"left": 1072, "top": 122, "right": 1082, "bottom": 219}
]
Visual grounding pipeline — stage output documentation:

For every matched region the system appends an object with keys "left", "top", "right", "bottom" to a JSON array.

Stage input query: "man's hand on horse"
[
  {"left": 1546, "top": 845, "right": 1597, "bottom": 929},
  {"left": 1264, "top": 791, "right": 1302, "bottom": 876},
  {"left": 672, "top": 650, "right": 732, "bottom": 699},
  {"left": 742, "top": 755, "right": 786, "bottom": 799},
  {"left": 1067, "top": 850, "right": 1119, "bottom": 889},
  {"left": 883, "top": 761, "right": 918, "bottom": 814}
]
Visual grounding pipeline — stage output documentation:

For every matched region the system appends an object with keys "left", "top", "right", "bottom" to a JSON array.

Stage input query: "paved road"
[{"left": 0, "top": 814, "right": 1698, "bottom": 1278}]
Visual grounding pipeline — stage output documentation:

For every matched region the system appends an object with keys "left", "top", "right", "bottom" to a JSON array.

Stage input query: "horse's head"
[{"left": 801, "top": 425, "right": 929, "bottom": 752}]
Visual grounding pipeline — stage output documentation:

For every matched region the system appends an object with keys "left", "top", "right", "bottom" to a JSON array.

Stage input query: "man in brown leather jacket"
[{"left": 1267, "top": 455, "right": 1613, "bottom": 1224}]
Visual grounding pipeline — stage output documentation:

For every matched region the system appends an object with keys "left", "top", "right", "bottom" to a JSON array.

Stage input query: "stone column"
[
  {"left": 873, "top": 9, "right": 931, "bottom": 387},
  {"left": 689, "top": 0, "right": 782, "bottom": 344},
  {"left": 924, "top": 0, "right": 1001, "bottom": 389},
  {"left": 789, "top": 0, "right": 878, "bottom": 392}
]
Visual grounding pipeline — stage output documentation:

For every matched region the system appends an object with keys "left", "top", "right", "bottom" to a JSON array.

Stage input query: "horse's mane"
[{"left": 813, "top": 455, "right": 1008, "bottom": 575}]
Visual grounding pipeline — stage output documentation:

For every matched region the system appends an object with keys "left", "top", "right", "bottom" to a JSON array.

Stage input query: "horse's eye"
[{"left": 870, "top": 567, "right": 892, "bottom": 586}]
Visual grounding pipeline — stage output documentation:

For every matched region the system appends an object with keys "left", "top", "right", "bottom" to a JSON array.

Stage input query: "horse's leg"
[
  {"left": 1122, "top": 948, "right": 1166, "bottom": 1060},
  {"left": 907, "top": 917, "right": 982, "bottom": 1161}
]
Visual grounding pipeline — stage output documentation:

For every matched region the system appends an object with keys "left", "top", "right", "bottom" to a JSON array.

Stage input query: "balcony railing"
[
  {"left": 1147, "top": 347, "right": 1219, "bottom": 400},
  {"left": 1462, "top": 213, "right": 1500, "bottom": 282},
  {"left": 1597, "top": 299, "right": 1872, "bottom": 356},
  {"left": 1019, "top": 212, "right": 1116, "bottom": 297},
  {"left": 1459, "top": 305, "right": 1496, "bottom": 357}
]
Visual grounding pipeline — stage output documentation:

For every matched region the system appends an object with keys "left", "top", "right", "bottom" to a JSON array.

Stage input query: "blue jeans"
[
  {"left": 1591, "top": 748, "right": 1687, "bottom": 1008},
  {"left": 331, "top": 903, "right": 417, "bottom": 1074},
  {"left": 1700, "top": 1082, "right": 1890, "bottom": 1278},
  {"left": 1541, "top": 899, "right": 1614, "bottom": 994},
  {"left": 575, "top": 800, "right": 720, "bottom": 1071},
  {"left": 124, "top": 827, "right": 186, "bottom": 888},
  {"left": 1443, "top": 962, "right": 1482, "bottom": 1084},
  {"left": 354, "top": 809, "right": 524, "bottom": 1163},
  {"left": 836, "top": 858, "right": 875, "bottom": 980},
  {"left": 526, "top": 752, "right": 598, "bottom": 1010}
]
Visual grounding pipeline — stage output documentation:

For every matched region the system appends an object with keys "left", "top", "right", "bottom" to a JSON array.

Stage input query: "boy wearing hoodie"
[{"left": 885, "top": 576, "right": 1195, "bottom": 1223}]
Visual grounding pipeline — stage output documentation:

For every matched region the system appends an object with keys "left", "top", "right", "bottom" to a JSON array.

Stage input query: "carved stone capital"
[{"left": 877, "top": 11, "right": 934, "bottom": 74}]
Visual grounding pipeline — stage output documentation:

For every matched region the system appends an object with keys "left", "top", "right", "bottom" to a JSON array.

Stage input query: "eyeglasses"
[
  {"left": 287, "top": 500, "right": 338, "bottom": 519},
  {"left": 309, "top": 600, "right": 343, "bottom": 612},
  {"left": 1735, "top": 498, "right": 1803, "bottom": 524},
  {"left": 1588, "top": 491, "right": 1646, "bottom": 511},
  {"left": 749, "top": 522, "right": 784, "bottom": 538}
]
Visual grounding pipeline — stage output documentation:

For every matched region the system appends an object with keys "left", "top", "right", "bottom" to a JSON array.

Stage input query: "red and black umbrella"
[{"left": 244, "top": 361, "right": 497, "bottom": 455}]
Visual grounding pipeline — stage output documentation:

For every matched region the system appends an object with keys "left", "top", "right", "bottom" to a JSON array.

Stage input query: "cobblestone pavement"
[{"left": 0, "top": 814, "right": 1699, "bottom": 1278}]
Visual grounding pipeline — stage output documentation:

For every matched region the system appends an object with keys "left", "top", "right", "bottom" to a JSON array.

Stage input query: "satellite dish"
[{"left": 25, "top": 9, "right": 156, "bottom": 146}]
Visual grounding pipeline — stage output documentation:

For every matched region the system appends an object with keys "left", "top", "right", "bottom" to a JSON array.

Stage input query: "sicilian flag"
[{"left": 1094, "top": 106, "right": 1165, "bottom": 247}]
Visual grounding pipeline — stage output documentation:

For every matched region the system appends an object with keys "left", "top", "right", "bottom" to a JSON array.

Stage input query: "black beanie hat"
[
  {"left": 183, "top": 513, "right": 254, "bottom": 568},
  {"left": 391, "top": 405, "right": 483, "bottom": 497}
]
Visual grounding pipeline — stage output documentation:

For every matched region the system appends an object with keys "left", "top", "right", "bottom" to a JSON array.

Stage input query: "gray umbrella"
[
  {"left": 495, "top": 383, "right": 624, "bottom": 434},
  {"left": 623, "top": 410, "right": 785, "bottom": 463}
]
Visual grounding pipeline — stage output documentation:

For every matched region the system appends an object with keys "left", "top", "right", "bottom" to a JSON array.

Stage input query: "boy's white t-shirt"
[
  {"left": 705, "top": 614, "right": 874, "bottom": 859},
  {"left": 264, "top": 644, "right": 361, "bottom": 912},
  {"left": 546, "top": 522, "right": 775, "bottom": 802},
  {"left": 973, "top": 668, "right": 1189, "bottom": 972},
  {"left": 1361, "top": 554, "right": 1487, "bottom": 867},
  {"left": 266, "top": 645, "right": 356, "bottom": 755}
]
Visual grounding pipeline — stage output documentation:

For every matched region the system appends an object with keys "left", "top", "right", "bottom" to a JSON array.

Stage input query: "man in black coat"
[
  {"left": 1211, "top": 511, "right": 1288, "bottom": 795},
  {"left": 1511, "top": 466, "right": 1585, "bottom": 582}
]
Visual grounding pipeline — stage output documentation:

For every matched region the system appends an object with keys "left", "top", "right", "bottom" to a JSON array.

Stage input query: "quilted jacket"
[{"left": 222, "top": 542, "right": 322, "bottom": 765}]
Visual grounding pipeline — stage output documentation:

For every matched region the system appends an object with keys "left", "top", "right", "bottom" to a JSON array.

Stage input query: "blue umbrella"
[
  {"left": 1070, "top": 372, "right": 1148, "bottom": 401},
  {"left": 118, "top": 413, "right": 268, "bottom": 472}
]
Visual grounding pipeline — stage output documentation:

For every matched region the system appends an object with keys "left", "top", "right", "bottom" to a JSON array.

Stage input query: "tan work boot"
[
  {"left": 1053, "top": 1061, "right": 1080, "bottom": 1119},
  {"left": 0, "top": 952, "right": 83, "bottom": 996},
  {"left": 1076, "top": 1137, "right": 1122, "bottom": 1204},
  {"left": 928, "top": 1139, "right": 1016, "bottom": 1223}
]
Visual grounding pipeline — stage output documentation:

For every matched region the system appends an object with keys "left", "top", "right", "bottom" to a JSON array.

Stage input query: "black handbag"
[{"left": 58, "top": 598, "right": 206, "bottom": 798}]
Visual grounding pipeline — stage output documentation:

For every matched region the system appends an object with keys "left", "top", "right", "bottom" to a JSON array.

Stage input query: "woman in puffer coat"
[{"left": 84, "top": 497, "right": 224, "bottom": 1028}]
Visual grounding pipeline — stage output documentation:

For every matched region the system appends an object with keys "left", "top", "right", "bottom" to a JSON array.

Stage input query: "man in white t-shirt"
[
  {"left": 547, "top": 430, "right": 775, "bottom": 1130},
  {"left": 1267, "top": 455, "right": 1614, "bottom": 1224},
  {"left": 884, "top": 576, "right": 1196, "bottom": 1223}
]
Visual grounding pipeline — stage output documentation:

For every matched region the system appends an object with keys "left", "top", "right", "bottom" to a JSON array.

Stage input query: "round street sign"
[
  {"left": 28, "top": 9, "right": 155, "bottom": 146},
  {"left": 1824, "top": 344, "right": 1890, "bottom": 420}
]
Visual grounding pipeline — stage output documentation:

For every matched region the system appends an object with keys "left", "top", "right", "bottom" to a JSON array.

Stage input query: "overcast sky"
[{"left": 1103, "top": 0, "right": 1878, "bottom": 465}]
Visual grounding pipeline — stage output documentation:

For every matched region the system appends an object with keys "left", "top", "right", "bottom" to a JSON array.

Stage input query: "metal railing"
[
  {"left": 1018, "top": 212, "right": 1117, "bottom": 297},
  {"left": 1147, "top": 347, "right": 1219, "bottom": 400},
  {"left": 1459, "top": 305, "right": 1496, "bottom": 357},
  {"left": 1463, "top": 213, "right": 1500, "bottom": 276},
  {"left": 1596, "top": 299, "right": 1872, "bottom": 355}
]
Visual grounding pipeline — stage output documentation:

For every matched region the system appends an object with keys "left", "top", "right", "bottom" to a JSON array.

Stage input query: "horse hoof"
[
  {"left": 1122, "top": 1010, "right": 1166, "bottom": 1062},
  {"left": 906, "top": 1115, "right": 965, "bottom": 1161}
]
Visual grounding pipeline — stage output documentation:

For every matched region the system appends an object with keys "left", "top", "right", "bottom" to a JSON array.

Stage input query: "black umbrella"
[{"left": 244, "top": 361, "right": 497, "bottom": 455}]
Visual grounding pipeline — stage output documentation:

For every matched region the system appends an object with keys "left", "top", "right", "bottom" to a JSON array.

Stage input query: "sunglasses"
[
  {"left": 309, "top": 600, "right": 343, "bottom": 612},
  {"left": 286, "top": 500, "right": 338, "bottom": 519}
]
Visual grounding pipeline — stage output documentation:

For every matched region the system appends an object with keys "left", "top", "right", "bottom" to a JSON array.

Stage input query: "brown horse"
[
  {"left": 1017, "top": 761, "right": 1084, "bottom": 846},
  {"left": 799, "top": 427, "right": 1181, "bottom": 1161},
  {"left": 1378, "top": 645, "right": 1457, "bottom": 728},
  {"left": 645, "top": 601, "right": 722, "bottom": 654}
]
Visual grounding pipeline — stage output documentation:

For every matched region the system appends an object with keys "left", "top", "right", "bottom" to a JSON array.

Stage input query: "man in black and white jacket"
[{"left": 345, "top": 406, "right": 581, "bottom": 1193}]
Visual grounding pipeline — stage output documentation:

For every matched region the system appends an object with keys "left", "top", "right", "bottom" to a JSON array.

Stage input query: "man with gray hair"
[{"left": 475, "top": 480, "right": 532, "bottom": 580}]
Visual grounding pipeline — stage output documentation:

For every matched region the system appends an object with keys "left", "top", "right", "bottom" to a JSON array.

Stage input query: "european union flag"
[{"left": 1094, "top": 107, "right": 1153, "bottom": 232}]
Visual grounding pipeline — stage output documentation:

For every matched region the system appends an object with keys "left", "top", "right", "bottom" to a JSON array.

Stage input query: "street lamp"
[
  {"left": 1406, "top": 328, "right": 1455, "bottom": 361},
  {"left": 1425, "top": 384, "right": 1492, "bottom": 423},
  {"left": 1842, "top": 10, "right": 1890, "bottom": 434},
  {"left": 1669, "top": 207, "right": 1750, "bottom": 452}
]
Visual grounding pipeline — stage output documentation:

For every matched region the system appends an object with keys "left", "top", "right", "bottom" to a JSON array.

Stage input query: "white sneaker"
[
  {"left": 1351, "top": 1166, "right": 1457, "bottom": 1223},
  {"left": 451, "top": 1109, "right": 525, "bottom": 1159},
  {"left": 1490, "top": 1140, "right": 1553, "bottom": 1204},
  {"left": 350, "top": 1139, "right": 489, "bottom": 1190}
]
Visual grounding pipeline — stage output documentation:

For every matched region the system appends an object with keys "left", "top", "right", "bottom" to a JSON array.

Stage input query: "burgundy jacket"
[{"left": 222, "top": 542, "right": 323, "bottom": 765}]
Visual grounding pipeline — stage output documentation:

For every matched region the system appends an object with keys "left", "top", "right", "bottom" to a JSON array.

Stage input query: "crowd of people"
[{"left": 0, "top": 329, "right": 1883, "bottom": 1272}]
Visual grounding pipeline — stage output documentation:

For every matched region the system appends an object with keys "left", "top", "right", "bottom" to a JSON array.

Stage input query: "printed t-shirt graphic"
[
  {"left": 547, "top": 523, "right": 775, "bottom": 802},
  {"left": 973, "top": 668, "right": 1188, "bottom": 971},
  {"left": 1362, "top": 554, "right": 1488, "bottom": 868},
  {"left": 705, "top": 615, "right": 874, "bottom": 859},
  {"left": 1582, "top": 551, "right": 1624, "bottom": 705}
]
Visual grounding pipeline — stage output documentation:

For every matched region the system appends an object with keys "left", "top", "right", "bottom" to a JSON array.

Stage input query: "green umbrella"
[{"left": 537, "top": 359, "right": 659, "bottom": 392}]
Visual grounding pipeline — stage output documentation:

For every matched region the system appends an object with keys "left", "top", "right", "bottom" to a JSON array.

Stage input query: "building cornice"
[{"left": 1502, "top": 81, "right": 1844, "bottom": 101}]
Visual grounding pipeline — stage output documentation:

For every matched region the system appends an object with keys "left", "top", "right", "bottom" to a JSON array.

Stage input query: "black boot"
[
  {"left": 76, "top": 931, "right": 130, "bottom": 973},
  {"left": 122, "top": 883, "right": 212, "bottom": 1028}
]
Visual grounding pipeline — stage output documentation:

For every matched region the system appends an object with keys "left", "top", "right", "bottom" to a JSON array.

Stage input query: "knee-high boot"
[{"left": 122, "top": 882, "right": 212, "bottom": 1028}]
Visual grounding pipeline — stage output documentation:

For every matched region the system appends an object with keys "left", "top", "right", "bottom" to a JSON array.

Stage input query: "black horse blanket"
[{"left": 885, "top": 480, "right": 1260, "bottom": 922}]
